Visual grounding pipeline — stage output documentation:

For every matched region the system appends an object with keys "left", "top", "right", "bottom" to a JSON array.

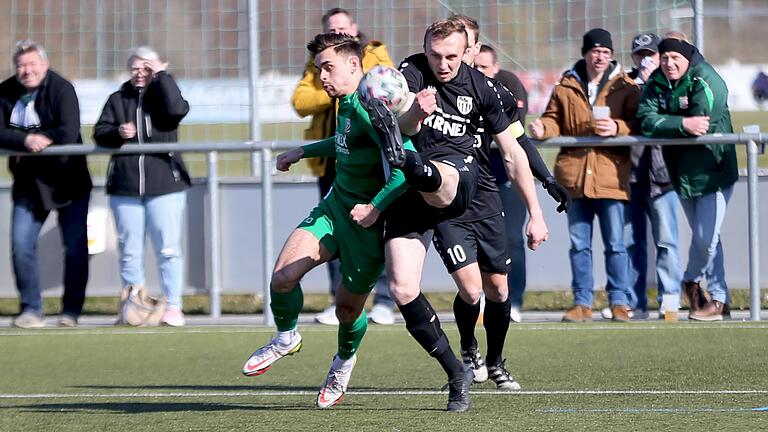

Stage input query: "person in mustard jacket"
[
  {"left": 291, "top": 8, "right": 396, "bottom": 326},
  {"left": 529, "top": 28, "right": 640, "bottom": 323}
]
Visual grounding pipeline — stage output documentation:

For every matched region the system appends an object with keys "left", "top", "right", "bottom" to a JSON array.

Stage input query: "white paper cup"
[{"left": 592, "top": 106, "right": 611, "bottom": 120}]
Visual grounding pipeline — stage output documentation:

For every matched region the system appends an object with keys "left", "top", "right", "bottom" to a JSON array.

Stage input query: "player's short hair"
[
  {"left": 13, "top": 40, "right": 47, "bottom": 65},
  {"left": 126, "top": 46, "right": 160, "bottom": 70},
  {"left": 663, "top": 30, "right": 689, "bottom": 42},
  {"left": 424, "top": 19, "right": 468, "bottom": 50},
  {"left": 479, "top": 44, "right": 497, "bottom": 63},
  {"left": 322, "top": 7, "right": 353, "bottom": 29},
  {"left": 307, "top": 32, "right": 362, "bottom": 60},
  {"left": 448, "top": 13, "right": 479, "bottom": 42}
]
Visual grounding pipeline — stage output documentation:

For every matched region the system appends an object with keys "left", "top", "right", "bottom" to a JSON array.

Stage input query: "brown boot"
[
  {"left": 562, "top": 305, "right": 593, "bottom": 322},
  {"left": 722, "top": 303, "right": 731, "bottom": 320},
  {"left": 610, "top": 305, "right": 630, "bottom": 322},
  {"left": 689, "top": 300, "right": 724, "bottom": 321},
  {"left": 683, "top": 281, "right": 708, "bottom": 312}
]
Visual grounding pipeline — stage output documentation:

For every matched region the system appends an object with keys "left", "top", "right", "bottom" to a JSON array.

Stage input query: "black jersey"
[
  {"left": 453, "top": 76, "right": 526, "bottom": 222},
  {"left": 398, "top": 53, "right": 511, "bottom": 160}
]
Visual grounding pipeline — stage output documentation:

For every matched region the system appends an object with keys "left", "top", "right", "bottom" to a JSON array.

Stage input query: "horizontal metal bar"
[{"left": 0, "top": 133, "right": 765, "bottom": 157}]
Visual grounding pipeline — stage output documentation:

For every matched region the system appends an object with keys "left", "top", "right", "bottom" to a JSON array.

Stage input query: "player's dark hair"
[
  {"left": 424, "top": 19, "right": 468, "bottom": 50},
  {"left": 321, "top": 7, "right": 353, "bottom": 29},
  {"left": 448, "top": 13, "right": 479, "bottom": 42},
  {"left": 479, "top": 44, "right": 497, "bottom": 63},
  {"left": 307, "top": 32, "right": 362, "bottom": 59}
]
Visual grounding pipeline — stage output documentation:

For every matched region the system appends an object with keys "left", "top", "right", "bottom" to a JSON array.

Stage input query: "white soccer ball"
[{"left": 358, "top": 65, "right": 410, "bottom": 113}]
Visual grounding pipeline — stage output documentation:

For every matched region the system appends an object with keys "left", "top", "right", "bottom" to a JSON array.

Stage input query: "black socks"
[
  {"left": 401, "top": 151, "right": 442, "bottom": 192},
  {"left": 400, "top": 293, "right": 463, "bottom": 378},
  {"left": 453, "top": 294, "right": 481, "bottom": 352},
  {"left": 483, "top": 297, "right": 512, "bottom": 368}
]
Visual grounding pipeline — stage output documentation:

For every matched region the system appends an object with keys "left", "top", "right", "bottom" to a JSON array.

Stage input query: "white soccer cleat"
[
  {"left": 461, "top": 345, "right": 488, "bottom": 383},
  {"left": 316, "top": 354, "right": 357, "bottom": 409},
  {"left": 509, "top": 306, "right": 522, "bottom": 323},
  {"left": 242, "top": 331, "right": 303, "bottom": 377},
  {"left": 489, "top": 360, "right": 522, "bottom": 391}
]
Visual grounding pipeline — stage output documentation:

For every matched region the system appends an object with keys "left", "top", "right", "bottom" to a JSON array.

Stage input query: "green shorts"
[{"left": 297, "top": 192, "right": 385, "bottom": 295}]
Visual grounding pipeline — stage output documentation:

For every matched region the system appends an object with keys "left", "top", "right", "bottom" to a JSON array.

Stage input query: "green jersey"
[{"left": 301, "top": 91, "right": 414, "bottom": 211}]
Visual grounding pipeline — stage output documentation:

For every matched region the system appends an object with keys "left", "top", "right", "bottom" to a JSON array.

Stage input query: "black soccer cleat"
[
  {"left": 446, "top": 367, "right": 474, "bottom": 412},
  {"left": 365, "top": 98, "right": 407, "bottom": 167}
]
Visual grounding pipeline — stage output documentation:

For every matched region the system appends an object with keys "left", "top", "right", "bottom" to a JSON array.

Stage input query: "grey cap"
[{"left": 631, "top": 33, "right": 659, "bottom": 54}]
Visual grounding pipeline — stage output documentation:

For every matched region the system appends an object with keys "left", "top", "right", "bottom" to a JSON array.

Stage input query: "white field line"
[
  {"left": 2, "top": 389, "right": 768, "bottom": 399},
  {"left": 2, "top": 323, "right": 768, "bottom": 337}
]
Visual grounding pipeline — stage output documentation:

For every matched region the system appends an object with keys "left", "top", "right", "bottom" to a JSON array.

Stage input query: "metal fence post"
[
  {"left": 261, "top": 146, "right": 275, "bottom": 326},
  {"left": 746, "top": 138, "right": 761, "bottom": 321},
  {"left": 207, "top": 151, "right": 222, "bottom": 318}
]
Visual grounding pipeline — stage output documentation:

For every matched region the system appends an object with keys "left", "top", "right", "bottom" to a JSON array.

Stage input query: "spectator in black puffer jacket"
[{"left": 94, "top": 46, "right": 190, "bottom": 327}]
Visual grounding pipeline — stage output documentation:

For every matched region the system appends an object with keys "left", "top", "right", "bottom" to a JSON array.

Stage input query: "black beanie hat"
[
  {"left": 581, "top": 28, "right": 613, "bottom": 55},
  {"left": 658, "top": 38, "right": 695, "bottom": 61}
]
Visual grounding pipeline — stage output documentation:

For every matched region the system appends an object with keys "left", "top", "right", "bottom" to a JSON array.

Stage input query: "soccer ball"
[{"left": 358, "top": 65, "right": 410, "bottom": 113}]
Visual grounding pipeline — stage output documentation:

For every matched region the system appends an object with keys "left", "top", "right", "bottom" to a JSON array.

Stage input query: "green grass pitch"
[{"left": 1, "top": 322, "right": 767, "bottom": 431}]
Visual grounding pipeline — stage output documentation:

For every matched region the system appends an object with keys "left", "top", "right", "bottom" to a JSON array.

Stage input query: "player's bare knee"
[
  {"left": 457, "top": 287, "right": 483, "bottom": 305},
  {"left": 389, "top": 282, "right": 420, "bottom": 306},
  {"left": 484, "top": 287, "right": 508, "bottom": 303},
  {"left": 270, "top": 267, "right": 298, "bottom": 293},
  {"left": 335, "top": 302, "right": 359, "bottom": 323}
]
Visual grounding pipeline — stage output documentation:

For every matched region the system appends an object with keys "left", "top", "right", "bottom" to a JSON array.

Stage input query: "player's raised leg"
[{"left": 243, "top": 228, "right": 333, "bottom": 376}]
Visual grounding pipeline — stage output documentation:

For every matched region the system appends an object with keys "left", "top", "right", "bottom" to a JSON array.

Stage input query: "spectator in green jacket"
[{"left": 636, "top": 36, "right": 738, "bottom": 321}]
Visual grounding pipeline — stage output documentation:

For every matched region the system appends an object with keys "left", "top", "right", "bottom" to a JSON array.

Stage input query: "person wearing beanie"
[
  {"left": 623, "top": 32, "right": 681, "bottom": 322},
  {"left": 637, "top": 37, "right": 737, "bottom": 322},
  {"left": 529, "top": 28, "right": 640, "bottom": 323}
]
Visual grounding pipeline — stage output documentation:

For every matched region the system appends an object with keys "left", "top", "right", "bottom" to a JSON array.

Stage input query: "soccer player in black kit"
[
  {"left": 364, "top": 19, "right": 548, "bottom": 412},
  {"left": 429, "top": 14, "right": 571, "bottom": 392}
]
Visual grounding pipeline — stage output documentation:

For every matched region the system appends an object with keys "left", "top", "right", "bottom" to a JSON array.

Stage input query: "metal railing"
[{"left": 1, "top": 132, "right": 764, "bottom": 322}]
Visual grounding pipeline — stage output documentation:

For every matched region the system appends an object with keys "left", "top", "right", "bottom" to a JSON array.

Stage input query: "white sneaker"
[
  {"left": 242, "top": 331, "right": 303, "bottom": 376},
  {"left": 317, "top": 354, "right": 356, "bottom": 408},
  {"left": 509, "top": 306, "right": 522, "bottom": 323},
  {"left": 11, "top": 311, "right": 45, "bottom": 329},
  {"left": 601, "top": 306, "right": 634, "bottom": 320},
  {"left": 368, "top": 304, "right": 395, "bottom": 325},
  {"left": 315, "top": 305, "right": 339, "bottom": 326}
]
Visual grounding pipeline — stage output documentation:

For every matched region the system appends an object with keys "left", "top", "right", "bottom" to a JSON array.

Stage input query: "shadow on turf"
[{"left": 3, "top": 402, "right": 444, "bottom": 413}]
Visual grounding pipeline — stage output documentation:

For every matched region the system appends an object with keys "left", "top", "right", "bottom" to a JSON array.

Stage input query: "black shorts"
[
  {"left": 432, "top": 212, "right": 511, "bottom": 274},
  {"left": 384, "top": 154, "right": 478, "bottom": 241}
]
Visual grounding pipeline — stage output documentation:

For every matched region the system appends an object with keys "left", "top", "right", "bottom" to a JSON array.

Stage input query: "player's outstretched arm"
[
  {"left": 494, "top": 127, "right": 549, "bottom": 250},
  {"left": 276, "top": 148, "right": 304, "bottom": 172},
  {"left": 396, "top": 89, "right": 436, "bottom": 135}
]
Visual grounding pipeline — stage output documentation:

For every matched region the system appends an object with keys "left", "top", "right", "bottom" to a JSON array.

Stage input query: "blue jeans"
[
  {"left": 499, "top": 181, "right": 527, "bottom": 308},
  {"left": 567, "top": 198, "right": 630, "bottom": 307},
  {"left": 679, "top": 186, "right": 733, "bottom": 304},
  {"left": 110, "top": 191, "right": 186, "bottom": 308},
  {"left": 11, "top": 195, "right": 90, "bottom": 317},
  {"left": 626, "top": 185, "right": 682, "bottom": 312}
]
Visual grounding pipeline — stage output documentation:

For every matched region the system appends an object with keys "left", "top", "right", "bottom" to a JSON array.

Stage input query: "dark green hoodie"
[{"left": 637, "top": 57, "right": 738, "bottom": 199}]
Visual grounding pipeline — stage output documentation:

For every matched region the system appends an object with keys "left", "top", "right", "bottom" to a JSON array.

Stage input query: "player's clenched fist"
[
  {"left": 350, "top": 203, "right": 380, "bottom": 228},
  {"left": 413, "top": 87, "right": 438, "bottom": 118},
  {"left": 276, "top": 148, "right": 304, "bottom": 171}
]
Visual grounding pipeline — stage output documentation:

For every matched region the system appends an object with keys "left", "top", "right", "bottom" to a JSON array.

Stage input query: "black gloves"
[{"left": 543, "top": 176, "right": 571, "bottom": 213}]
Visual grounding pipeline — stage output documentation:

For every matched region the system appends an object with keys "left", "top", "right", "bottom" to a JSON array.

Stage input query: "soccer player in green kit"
[{"left": 241, "top": 32, "right": 414, "bottom": 409}]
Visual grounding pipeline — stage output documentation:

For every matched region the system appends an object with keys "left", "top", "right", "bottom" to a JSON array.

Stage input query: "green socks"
[
  {"left": 337, "top": 311, "right": 368, "bottom": 360},
  {"left": 270, "top": 285, "right": 304, "bottom": 331}
]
